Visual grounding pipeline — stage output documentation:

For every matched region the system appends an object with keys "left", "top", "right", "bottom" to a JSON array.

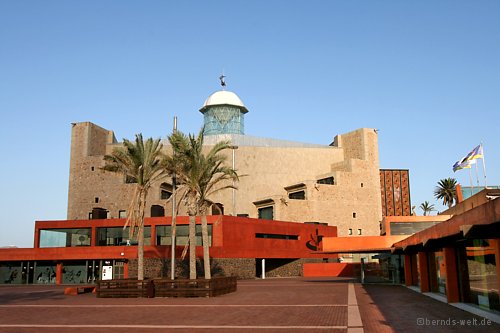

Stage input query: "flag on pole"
[
  {"left": 452, "top": 144, "right": 482, "bottom": 172},
  {"left": 453, "top": 158, "right": 476, "bottom": 172},
  {"left": 465, "top": 144, "right": 483, "bottom": 161}
]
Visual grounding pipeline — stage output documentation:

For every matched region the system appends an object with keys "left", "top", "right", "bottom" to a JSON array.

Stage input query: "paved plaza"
[{"left": 0, "top": 278, "right": 498, "bottom": 332}]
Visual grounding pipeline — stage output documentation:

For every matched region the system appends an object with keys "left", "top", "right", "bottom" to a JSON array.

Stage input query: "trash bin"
[{"left": 147, "top": 280, "right": 155, "bottom": 298}]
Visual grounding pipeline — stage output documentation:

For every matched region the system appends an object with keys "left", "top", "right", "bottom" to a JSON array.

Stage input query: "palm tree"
[
  {"left": 102, "top": 134, "right": 166, "bottom": 280},
  {"left": 165, "top": 129, "right": 238, "bottom": 279},
  {"left": 434, "top": 178, "right": 458, "bottom": 209},
  {"left": 419, "top": 201, "right": 435, "bottom": 216}
]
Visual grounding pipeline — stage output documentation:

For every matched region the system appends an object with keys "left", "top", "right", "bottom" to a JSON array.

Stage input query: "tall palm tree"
[
  {"left": 419, "top": 201, "right": 435, "bottom": 216},
  {"left": 434, "top": 178, "right": 458, "bottom": 209},
  {"left": 165, "top": 129, "right": 238, "bottom": 279},
  {"left": 102, "top": 134, "right": 166, "bottom": 280}
]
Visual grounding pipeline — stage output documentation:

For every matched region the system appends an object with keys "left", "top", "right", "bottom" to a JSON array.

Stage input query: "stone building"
[{"left": 68, "top": 87, "right": 383, "bottom": 237}]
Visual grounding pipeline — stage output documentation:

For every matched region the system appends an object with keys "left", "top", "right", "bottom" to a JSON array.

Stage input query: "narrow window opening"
[
  {"left": 348, "top": 228, "right": 353, "bottom": 235},
  {"left": 353, "top": 212, "right": 356, "bottom": 218},
  {"left": 361, "top": 183, "right": 364, "bottom": 187},
  {"left": 288, "top": 190, "right": 306, "bottom": 200},
  {"left": 91, "top": 166, "right": 95, "bottom": 171},
  {"left": 95, "top": 197, "right": 99, "bottom": 204},
  {"left": 358, "top": 229, "right": 362, "bottom": 235}
]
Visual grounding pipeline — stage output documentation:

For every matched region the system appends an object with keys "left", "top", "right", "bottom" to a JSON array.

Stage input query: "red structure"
[{"left": 0, "top": 216, "right": 338, "bottom": 284}]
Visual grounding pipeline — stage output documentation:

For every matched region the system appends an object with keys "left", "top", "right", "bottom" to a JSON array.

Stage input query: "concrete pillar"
[
  {"left": 91, "top": 226, "right": 97, "bottom": 247},
  {"left": 56, "top": 262, "right": 63, "bottom": 285},
  {"left": 418, "top": 251, "right": 430, "bottom": 292},
  {"left": 427, "top": 252, "right": 438, "bottom": 292},
  {"left": 443, "top": 247, "right": 460, "bottom": 303}
]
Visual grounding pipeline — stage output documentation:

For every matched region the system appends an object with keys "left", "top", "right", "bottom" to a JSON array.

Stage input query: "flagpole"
[
  {"left": 469, "top": 167, "right": 474, "bottom": 194},
  {"left": 481, "top": 143, "right": 487, "bottom": 188}
]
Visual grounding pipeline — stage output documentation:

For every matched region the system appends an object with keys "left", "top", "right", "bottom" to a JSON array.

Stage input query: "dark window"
[
  {"left": 91, "top": 208, "right": 107, "bottom": 220},
  {"left": 361, "top": 183, "right": 364, "bottom": 187},
  {"left": 156, "top": 225, "right": 211, "bottom": 246},
  {"left": 258, "top": 206, "right": 274, "bottom": 220},
  {"left": 94, "top": 197, "right": 99, "bottom": 204},
  {"left": 348, "top": 228, "right": 353, "bottom": 235},
  {"left": 91, "top": 166, "right": 95, "bottom": 171},
  {"left": 125, "top": 175, "right": 137, "bottom": 184},
  {"left": 357, "top": 229, "right": 362, "bottom": 235},
  {"left": 288, "top": 190, "right": 305, "bottom": 200},
  {"left": 255, "top": 233, "right": 298, "bottom": 240},
  {"left": 151, "top": 205, "right": 165, "bottom": 217},
  {"left": 211, "top": 203, "right": 224, "bottom": 215},
  {"left": 353, "top": 212, "right": 356, "bottom": 218},
  {"left": 160, "top": 183, "right": 173, "bottom": 200},
  {"left": 237, "top": 214, "right": 249, "bottom": 218},
  {"left": 317, "top": 176, "right": 334, "bottom": 185}
]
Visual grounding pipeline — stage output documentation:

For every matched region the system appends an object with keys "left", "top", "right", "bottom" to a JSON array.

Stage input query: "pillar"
[
  {"left": 427, "top": 252, "right": 438, "bottom": 292},
  {"left": 418, "top": 251, "right": 430, "bottom": 292},
  {"left": 56, "top": 262, "right": 63, "bottom": 285},
  {"left": 404, "top": 255, "right": 413, "bottom": 286},
  {"left": 443, "top": 247, "right": 460, "bottom": 303},
  {"left": 411, "top": 253, "right": 419, "bottom": 286}
]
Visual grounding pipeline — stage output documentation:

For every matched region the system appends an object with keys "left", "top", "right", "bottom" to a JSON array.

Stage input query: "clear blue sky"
[{"left": 1, "top": 1, "right": 499, "bottom": 247}]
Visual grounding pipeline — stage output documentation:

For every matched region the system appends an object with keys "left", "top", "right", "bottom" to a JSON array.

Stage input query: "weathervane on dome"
[{"left": 219, "top": 74, "right": 226, "bottom": 90}]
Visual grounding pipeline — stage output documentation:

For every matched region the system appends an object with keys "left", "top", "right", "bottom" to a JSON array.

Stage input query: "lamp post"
[
  {"left": 230, "top": 145, "right": 238, "bottom": 216},
  {"left": 170, "top": 117, "right": 177, "bottom": 280}
]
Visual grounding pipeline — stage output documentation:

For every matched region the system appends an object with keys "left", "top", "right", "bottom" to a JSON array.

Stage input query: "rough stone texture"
[
  {"left": 127, "top": 258, "right": 256, "bottom": 280},
  {"left": 68, "top": 121, "right": 383, "bottom": 237}
]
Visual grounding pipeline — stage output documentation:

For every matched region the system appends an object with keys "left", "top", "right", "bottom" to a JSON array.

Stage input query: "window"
[
  {"left": 258, "top": 206, "right": 274, "bottom": 220},
  {"left": 96, "top": 227, "right": 151, "bottom": 246},
  {"left": 160, "top": 183, "right": 173, "bottom": 200},
  {"left": 156, "top": 225, "right": 211, "bottom": 246},
  {"left": 353, "top": 212, "right": 357, "bottom": 218},
  {"left": 94, "top": 197, "right": 99, "bottom": 204},
  {"left": 255, "top": 233, "right": 298, "bottom": 240},
  {"left": 212, "top": 203, "right": 224, "bottom": 215},
  {"left": 288, "top": 190, "right": 306, "bottom": 200},
  {"left": 125, "top": 175, "right": 137, "bottom": 184},
  {"left": 361, "top": 183, "right": 364, "bottom": 188},
  {"left": 317, "top": 176, "right": 334, "bottom": 185},
  {"left": 91, "top": 166, "right": 95, "bottom": 171},
  {"left": 348, "top": 228, "right": 353, "bottom": 235},
  {"left": 151, "top": 205, "right": 165, "bottom": 217},
  {"left": 39, "top": 228, "right": 91, "bottom": 248},
  {"left": 357, "top": 229, "right": 362, "bottom": 235},
  {"left": 119, "top": 210, "right": 127, "bottom": 218}
]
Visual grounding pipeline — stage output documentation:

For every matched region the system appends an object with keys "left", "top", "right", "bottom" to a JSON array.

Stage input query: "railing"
[{"left": 96, "top": 276, "right": 237, "bottom": 298}]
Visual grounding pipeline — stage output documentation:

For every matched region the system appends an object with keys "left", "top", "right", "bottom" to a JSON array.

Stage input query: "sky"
[{"left": 0, "top": 1, "right": 499, "bottom": 247}]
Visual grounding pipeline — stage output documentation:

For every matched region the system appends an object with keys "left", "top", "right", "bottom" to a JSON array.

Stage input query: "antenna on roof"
[{"left": 219, "top": 72, "right": 226, "bottom": 90}]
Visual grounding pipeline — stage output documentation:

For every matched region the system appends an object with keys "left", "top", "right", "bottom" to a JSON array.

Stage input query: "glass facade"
[
  {"left": 96, "top": 227, "right": 151, "bottom": 246},
  {"left": 203, "top": 106, "right": 244, "bottom": 135},
  {"left": 465, "top": 239, "right": 499, "bottom": 311},
  {"left": 156, "top": 225, "right": 211, "bottom": 246},
  {"left": 39, "top": 228, "right": 91, "bottom": 248},
  {"left": 34, "top": 261, "right": 56, "bottom": 284},
  {"left": 434, "top": 250, "right": 446, "bottom": 294}
]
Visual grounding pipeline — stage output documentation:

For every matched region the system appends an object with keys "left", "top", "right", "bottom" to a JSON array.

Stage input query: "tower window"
[
  {"left": 317, "top": 176, "right": 334, "bottom": 185},
  {"left": 91, "top": 166, "right": 95, "bottom": 171},
  {"left": 95, "top": 197, "right": 99, "bottom": 203},
  {"left": 360, "top": 183, "right": 363, "bottom": 188},
  {"left": 288, "top": 190, "right": 305, "bottom": 200},
  {"left": 348, "top": 228, "right": 353, "bottom": 235},
  {"left": 358, "top": 229, "right": 362, "bottom": 235},
  {"left": 160, "top": 183, "right": 173, "bottom": 200},
  {"left": 353, "top": 212, "right": 356, "bottom": 218}
]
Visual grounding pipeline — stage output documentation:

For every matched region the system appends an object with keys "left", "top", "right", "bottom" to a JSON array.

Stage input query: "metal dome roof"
[{"left": 200, "top": 90, "right": 248, "bottom": 113}]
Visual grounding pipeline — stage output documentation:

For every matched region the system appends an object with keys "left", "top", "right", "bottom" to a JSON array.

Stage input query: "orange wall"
[{"left": 303, "top": 263, "right": 361, "bottom": 277}]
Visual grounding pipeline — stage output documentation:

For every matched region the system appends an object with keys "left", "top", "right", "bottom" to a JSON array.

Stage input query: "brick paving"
[{"left": 0, "top": 278, "right": 498, "bottom": 332}]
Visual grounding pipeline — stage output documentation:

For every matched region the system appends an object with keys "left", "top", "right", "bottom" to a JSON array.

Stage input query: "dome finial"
[{"left": 219, "top": 73, "right": 226, "bottom": 90}]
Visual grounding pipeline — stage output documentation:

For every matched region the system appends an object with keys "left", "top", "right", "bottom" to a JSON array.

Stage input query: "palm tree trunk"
[
  {"left": 188, "top": 214, "right": 197, "bottom": 280},
  {"left": 201, "top": 213, "right": 211, "bottom": 279}
]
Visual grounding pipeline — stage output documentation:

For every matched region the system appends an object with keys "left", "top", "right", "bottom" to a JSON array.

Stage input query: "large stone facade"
[{"left": 67, "top": 122, "right": 383, "bottom": 237}]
